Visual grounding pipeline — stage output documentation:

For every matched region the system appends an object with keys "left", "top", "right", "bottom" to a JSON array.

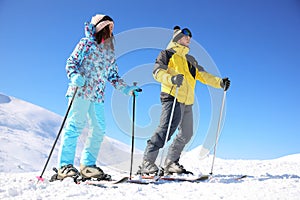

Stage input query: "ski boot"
[
  {"left": 50, "top": 164, "right": 79, "bottom": 182},
  {"left": 136, "top": 160, "right": 160, "bottom": 176},
  {"left": 76, "top": 165, "right": 112, "bottom": 182},
  {"left": 164, "top": 159, "right": 193, "bottom": 175}
]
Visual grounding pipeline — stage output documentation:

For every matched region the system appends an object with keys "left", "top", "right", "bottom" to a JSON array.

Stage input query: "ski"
[
  {"left": 127, "top": 179, "right": 152, "bottom": 185},
  {"left": 144, "top": 174, "right": 210, "bottom": 182},
  {"left": 126, "top": 174, "right": 210, "bottom": 184},
  {"left": 158, "top": 174, "right": 210, "bottom": 182},
  {"left": 234, "top": 175, "right": 247, "bottom": 180},
  {"left": 83, "top": 174, "right": 245, "bottom": 186},
  {"left": 209, "top": 174, "right": 248, "bottom": 183},
  {"left": 84, "top": 177, "right": 129, "bottom": 188}
]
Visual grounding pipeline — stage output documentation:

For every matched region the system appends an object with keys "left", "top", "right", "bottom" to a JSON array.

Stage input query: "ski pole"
[
  {"left": 209, "top": 90, "right": 227, "bottom": 175},
  {"left": 37, "top": 87, "right": 78, "bottom": 183},
  {"left": 129, "top": 82, "right": 142, "bottom": 180},
  {"left": 156, "top": 87, "right": 179, "bottom": 178}
]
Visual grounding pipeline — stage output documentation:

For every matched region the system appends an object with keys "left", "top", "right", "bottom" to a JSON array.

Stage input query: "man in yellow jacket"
[{"left": 137, "top": 26, "right": 231, "bottom": 175}]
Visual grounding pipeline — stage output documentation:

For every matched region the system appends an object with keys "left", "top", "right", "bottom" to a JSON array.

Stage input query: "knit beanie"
[
  {"left": 172, "top": 26, "right": 192, "bottom": 42},
  {"left": 91, "top": 14, "right": 114, "bottom": 33}
]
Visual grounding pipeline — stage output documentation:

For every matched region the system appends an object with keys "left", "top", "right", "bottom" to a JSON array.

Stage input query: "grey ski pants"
[{"left": 143, "top": 100, "right": 193, "bottom": 163}]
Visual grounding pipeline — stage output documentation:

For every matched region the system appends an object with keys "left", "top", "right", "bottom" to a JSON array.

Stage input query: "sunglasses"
[{"left": 182, "top": 28, "right": 192, "bottom": 37}]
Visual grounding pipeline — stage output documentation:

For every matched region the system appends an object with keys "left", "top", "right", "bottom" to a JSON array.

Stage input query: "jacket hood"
[{"left": 84, "top": 22, "right": 96, "bottom": 40}]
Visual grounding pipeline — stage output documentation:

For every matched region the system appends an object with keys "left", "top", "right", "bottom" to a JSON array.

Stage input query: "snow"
[{"left": 1, "top": 93, "right": 300, "bottom": 199}]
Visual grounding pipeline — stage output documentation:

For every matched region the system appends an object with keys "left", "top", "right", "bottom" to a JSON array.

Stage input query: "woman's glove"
[
  {"left": 70, "top": 74, "right": 85, "bottom": 87},
  {"left": 123, "top": 85, "right": 142, "bottom": 96}
]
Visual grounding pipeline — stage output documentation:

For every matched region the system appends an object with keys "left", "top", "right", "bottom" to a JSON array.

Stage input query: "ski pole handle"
[{"left": 133, "top": 82, "right": 142, "bottom": 92}]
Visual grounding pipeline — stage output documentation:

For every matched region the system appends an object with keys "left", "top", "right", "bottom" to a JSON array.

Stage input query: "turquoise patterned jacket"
[{"left": 65, "top": 22, "right": 128, "bottom": 102}]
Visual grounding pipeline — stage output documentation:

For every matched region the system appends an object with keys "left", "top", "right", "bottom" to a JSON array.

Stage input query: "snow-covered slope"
[
  {"left": 0, "top": 93, "right": 62, "bottom": 172},
  {"left": 0, "top": 93, "right": 142, "bottom": 173},
  {"left": 0, "top": 152, "right": 299, "bottom": 200},
  {"left": 1, "top": 93, "right": 300, "bottom": 200}
]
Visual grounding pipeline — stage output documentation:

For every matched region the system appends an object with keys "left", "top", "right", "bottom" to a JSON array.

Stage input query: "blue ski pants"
[{"left": 58, "top": 97, "right": 105, "bottom": 168}]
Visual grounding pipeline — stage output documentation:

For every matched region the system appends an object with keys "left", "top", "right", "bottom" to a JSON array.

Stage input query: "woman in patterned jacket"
[{"left": 57, "top": 14, "right": 140, "bottom": 180}]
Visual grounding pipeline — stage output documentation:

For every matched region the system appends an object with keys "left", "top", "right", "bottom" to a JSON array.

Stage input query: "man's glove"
[
  {"left": 70, "top": 74, "right": 85, "bottom": 87},
  {"left": 171, "top": 74, "right": 184, "bottom": 87},
  {"left": 221, "top": 77, "right": 230, "bottom": 91}
]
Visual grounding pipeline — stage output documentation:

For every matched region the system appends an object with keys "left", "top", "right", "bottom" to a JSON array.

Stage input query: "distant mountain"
[{"left": 0, "top": 93, "right": 142, "bottom": 173}]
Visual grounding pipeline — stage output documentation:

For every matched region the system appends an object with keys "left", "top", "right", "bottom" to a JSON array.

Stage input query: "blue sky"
[{"left": 0, "top": 0, "right": 299, "bottom": 160}]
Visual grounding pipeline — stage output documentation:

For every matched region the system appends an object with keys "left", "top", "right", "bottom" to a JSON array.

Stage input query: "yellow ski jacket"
[{"left": 153, "top": 42, "right": 222, "bottom": 105}]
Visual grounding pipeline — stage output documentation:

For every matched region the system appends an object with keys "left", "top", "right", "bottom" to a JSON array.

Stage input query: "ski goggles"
[{"left": 182, "top": 28, "right": 192, "bottom": 37}]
